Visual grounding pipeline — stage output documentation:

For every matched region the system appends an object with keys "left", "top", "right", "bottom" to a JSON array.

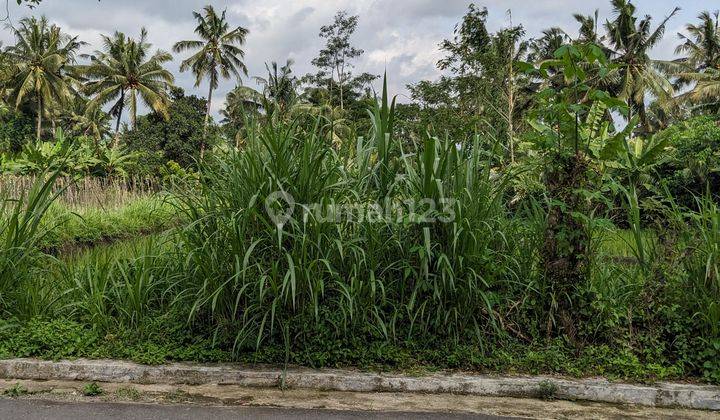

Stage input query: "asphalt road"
[{"left": 0, "top": 399, "right": 512, "bottom": 419}]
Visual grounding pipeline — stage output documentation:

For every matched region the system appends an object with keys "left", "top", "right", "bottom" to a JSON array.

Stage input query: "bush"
[
  {"left": 701, "top": 339, "right": 720, "bottom": 383},
  {"left": 124, "top": 88, "right": 220, "bottom": 173},
  {"left": 0, "top": 108, "right": 34, "bottom": 154},
  {"left": 655, "top": 116, "right": 720, "bottom": 207}
]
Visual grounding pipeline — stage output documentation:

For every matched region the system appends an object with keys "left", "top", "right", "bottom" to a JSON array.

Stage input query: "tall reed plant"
[
  {"left": 173, "top": 77, "right": 525, "bottom": 354},
  {"left": 0, "top": 171, "right": 62, "bottom": 318}
]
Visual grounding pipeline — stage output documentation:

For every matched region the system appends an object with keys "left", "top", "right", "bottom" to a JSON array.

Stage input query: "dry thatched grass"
[{"left": 0, "top": 175, "right": 161, "bottom": 210}]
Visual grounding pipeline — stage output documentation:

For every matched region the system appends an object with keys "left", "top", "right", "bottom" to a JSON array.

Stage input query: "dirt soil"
[{"left": 1, "top": 379, "right": 717, "bottom": 419}]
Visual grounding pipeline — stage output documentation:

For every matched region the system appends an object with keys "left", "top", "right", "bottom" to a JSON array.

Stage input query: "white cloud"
[{"left": 0, "top": 0, "right": 707, "bottom": 116}]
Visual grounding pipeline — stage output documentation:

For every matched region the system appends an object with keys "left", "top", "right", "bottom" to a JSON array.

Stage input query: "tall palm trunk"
[
  {"left": 339, "top": 83, "right": 344, "bottom": 110},
  {"left": 201, "top": 82, "right": 213, "bottom": 161},
  {"left": 130, "top": 90, "right": 138, "bottom": 130},
  {"left": 507, "top": 41, "right": 515, "bottom": 164},
  {"left": 637, "top": 102, "right": 651, "bottom": 134},
  {"left": 337, "top": 59, "right": 346, "bottom": 111},
  {"left": 36, "top": 96, "right": 42, "bottom": 142},
  {"left": 113, "top": 89, "right": 125, "bottom": 148}
]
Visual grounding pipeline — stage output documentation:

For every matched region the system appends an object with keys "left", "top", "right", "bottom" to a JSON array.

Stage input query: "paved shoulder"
[{"left": 0, "top": 398, "right": 507, "bottom": 420}]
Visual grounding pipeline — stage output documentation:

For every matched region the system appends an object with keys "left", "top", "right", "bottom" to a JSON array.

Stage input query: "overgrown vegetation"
[{"left": 0, "top": 1, "right": 719, "bottom": 385}]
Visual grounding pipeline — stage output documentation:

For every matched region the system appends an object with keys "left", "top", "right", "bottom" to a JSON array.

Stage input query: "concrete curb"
[{"left": 0, "top": 358, "right": 718, "bottom": 411}]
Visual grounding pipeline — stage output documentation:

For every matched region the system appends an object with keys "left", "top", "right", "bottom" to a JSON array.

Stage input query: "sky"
[{"left": 0, "top": 0, "right": 712, "bottom": 118}]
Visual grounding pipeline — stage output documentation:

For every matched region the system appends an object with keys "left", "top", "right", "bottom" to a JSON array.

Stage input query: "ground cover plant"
[
  {"left": 0, "top": 174, "right": 178, "bottom": 252},
  {"left": 40, "top": 195, "right": 177, "bottom": 251},
  {"left": 1, "top": 75, "right": 718, "bottom": 384},
  {"left": 0, "top": 0, "right": 719, "bottom": 385}
]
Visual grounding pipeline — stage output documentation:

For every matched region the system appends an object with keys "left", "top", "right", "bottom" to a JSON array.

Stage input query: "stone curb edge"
[{"left": 0, "top": 358, "right": 717, "bottom": 410}]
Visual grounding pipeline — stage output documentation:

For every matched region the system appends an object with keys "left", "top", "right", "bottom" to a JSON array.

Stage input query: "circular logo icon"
[{"left": 265, "top": 190, "right": 295, "bottom": 228}]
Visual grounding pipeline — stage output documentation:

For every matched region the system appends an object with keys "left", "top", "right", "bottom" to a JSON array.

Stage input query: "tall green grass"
[
  {"left": 171, "top": 82, "right": 533, "bottom": 353},
  {"left": 0, "top": 172, "right": 62, "bottom": 318},
  {"left": 59, "top": 235, "right": 179, "bottom": 331},
  {"left": 1, "top": 173, "right": 177, "bottom": 320},
  {"left": 41, "top": 195, "right": 178, "bottom": 251},
  {"left": 668, "top": 194, "right": 720, "bottom": 337}
]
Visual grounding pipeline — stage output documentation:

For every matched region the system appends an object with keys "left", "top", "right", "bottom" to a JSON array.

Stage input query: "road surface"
[{"left": 0, "top": 398, "right": 511, "bottom": 419}]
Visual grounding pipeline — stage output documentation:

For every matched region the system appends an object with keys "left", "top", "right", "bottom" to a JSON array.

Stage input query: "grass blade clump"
[
  {"left": 0, "top": 171, "right": 62, "bottom": 317},
  {"left": 173, "top": 78, "right": 524, "bottom": 354}
]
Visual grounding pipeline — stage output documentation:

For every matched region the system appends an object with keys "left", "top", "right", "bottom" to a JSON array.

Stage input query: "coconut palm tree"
[
  {"left": 574, "top": 10, "right": 616, "bottom": 61},
  {"left": 604, "top": 0, "right": 679, "bottom": 132},
  {"left": 223, "top": 85, "right": 263, "bottom": 118},
  {"left": 65, "top": 97, "right": 111, "bottom": 150},
  {"left": 80, "top": 28, "right": 174, "bottom": 139},
  {"left": 173, "top": 5, "right": 249, "bottom": 158},
  {"left": 4, "top": 16, "right": 82, "bottom": 141},
  {"left": 529, "top": 28, "right": 570, "bottom": 62},
  {"left": 674, "top": 68, "right": 720, "bottom": 112},
  {"left": 221, "top": 85, "right": 263, "bottom": 149},
  {"left": 80, "top": 31, "right": 130, "bottom": 134},
  {"left": 667, "top": 11, "right": 720, "bottom": 113},
  {"left": 659, "top": 11, "right": 720, "bottom": 87},
  {"left": 676, "top": 10, "right": 720, "bottom": 71},
  {"left": 574, "top": 10, "right": 603, "bottom": 44},
  {"left": 255, "top": 59, "right": 297, "bottom": 115}
]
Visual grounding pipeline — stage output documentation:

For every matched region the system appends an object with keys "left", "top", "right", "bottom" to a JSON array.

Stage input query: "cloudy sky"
[{"left": 0, "top": 0, "right": 711, "bottom": 117}]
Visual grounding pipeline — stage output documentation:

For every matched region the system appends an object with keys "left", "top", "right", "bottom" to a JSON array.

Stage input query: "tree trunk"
[
  {"left": 507, "top": 80, "right": 515, "bottom": 163},
  {"left": 637, "top": 102, "right": 651, "bottom": 135},
  {"left": 338, "top": 61, "right": 345, "bottom": 111},
  {"left": 339, "top": 83, "right": 344, "bottom": 111},
  {"left": 339, "top": 72, "right": 344, "bottom": 111},
  {"left": 202, "top": 83, "right": 213, "bottom": 161},
  {"left": 130, "top": 90, "right": 137, "bottom": 130},
  {"left": 541, "top": 153, "right": 590, "bottom": 344},
  {"left": 507, "top": 40, "right": 515, "bottom": 163},
  {"left": 113, "top": 90, "right": 125, "bottom": 149},
  {"left": 36, "top": 97, "right": 42, "bottom": 142}
]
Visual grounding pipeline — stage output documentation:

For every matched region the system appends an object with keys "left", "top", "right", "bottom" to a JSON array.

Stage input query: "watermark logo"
[
  {"left": 264, "top": 191, "right": 456, "bottom": 228},
  {"left": 264, "top": 190, "right": 295, "bottom": 228}
]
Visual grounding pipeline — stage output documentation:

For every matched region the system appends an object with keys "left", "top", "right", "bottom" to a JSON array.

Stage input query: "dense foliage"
[
  {"left": 1, "top": 1, "right": 720, "bottom": 385},
  {"left": 124, "top": 88, "right": 212, "bottom": 172},
  {"left": 655, "top": 116, "right": 720, "bottom": 207}
]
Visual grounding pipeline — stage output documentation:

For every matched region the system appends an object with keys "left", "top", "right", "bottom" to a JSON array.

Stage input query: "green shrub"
[
  {"left": 82, "top": 382, "right": 103, "bottom": 396},
  {"left": 655, "top": 116, "right": 720, "bottom": 207},
  {"left": 124, "top": 88, "right": 220, "bottom": 173},
  {"left": 701, "top": 339, "right": 720, "bottom": 383},
  {"left": 0, "top": 108, "right": 34, "bottom": 154}
]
